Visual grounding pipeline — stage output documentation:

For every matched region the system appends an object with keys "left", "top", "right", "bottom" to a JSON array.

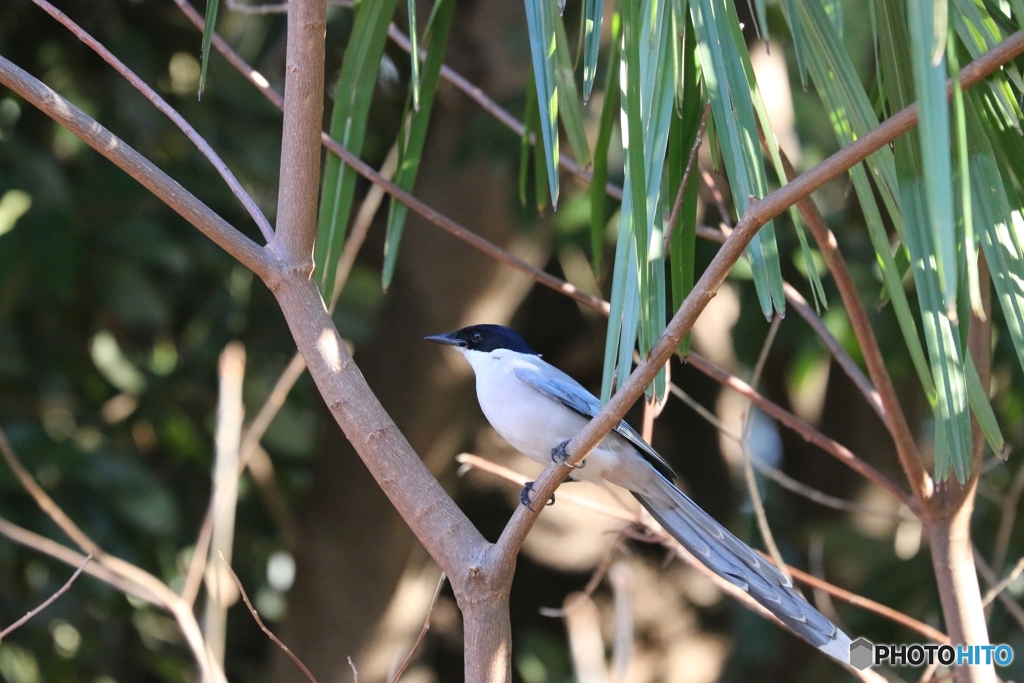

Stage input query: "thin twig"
[
  {"left": 783, "top": 282, "right": 884, "bottom": 423},
  {"left": 29, "top": 0, "right": 275, "bottom": 242},
  {"left": 739, "top": 316, "right": 791, "bottom": 583},
  {"left": 220, "top": 552, "right": 319, "bottom": 683},
  {"left": 700, "top": 167, "right": 734, "bottom": 227},
  {"left": 991, "top": 461, "right": 1024, "bottom": 575},
  {"left": 458, "top": 452, "right": 946, "bottom": 641},
  {"left": 981, "top": 555, "right": 1024, "bottom": 607},
  {"left": 668, "top": 382, "right": 909, "bottom": 520},
  {"left": 684, "top": 352, "right": 914, "bottom": 507},
  {"left": 0, "top": 428, "right": 226, "bottom": 681},
  {"left": 664, "top": 103, "right": 712, "bottom": 250},
  {"left": 538, "top": 538, "right": 626, "bottom": 618},
  {"left": 0, "top": 553, "right": 92, "bottom": 640},
  {"left": 456, "top": 454, "right": 636, "bottom": 524},
  {"left": 387, "top": 572, "right": 447, "bottom": 683},
  {"left": 0, "top": 428, "right": 100, "bottom": 555},
  {"left": 239, "top": 353, "right": 308, "bottom": 472},
  {"left": 973, "top": 548, "right": 1024, "bottom": 631},
  {"left": 0, "top": 57, "right": 269, "bottom": 278},
  {"left": 0, "top": 517, "right": 160, "bottom": 604},
  {"left": 182, "top": 504, "right": 216, "bottom": 606},
  {"left": 774, "top": 146, "right": 930, "bottom": 503}
]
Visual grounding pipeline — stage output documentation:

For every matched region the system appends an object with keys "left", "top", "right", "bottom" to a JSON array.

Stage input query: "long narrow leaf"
[
  {"left": 582, "top": 0, "right": 605, "bottom": 102},
  {"left": 590, "top": 13, "right": 622, "bottom": 275},
  {"left": 738, "top": 15, "right": 827, "bottom": 312},
  {"left": 692, "top": 0, "right": 784, "bottom": 319},
  {"left": 669, "top": 7, "right": 702, "bottom": 356},
  {"left": 408, "top": 0, "right": 420, "bottom": 111},
  {"left": 520, "top": 68, "right": 539, "bottom": 207},
  {"left": 198, "top": 0, "right": 219, "bottom": 98},
  {"left": 525, "top": 0, "right": 561, "bottom": 208},
  {"left": 879, "top": 0, "right": 972, "bottom": 482},
  {"left": 315, "top": 0, "right": 400, "bottom": 298},
  {"left": 602, "top": 0, "right": 672, "bottom": 404},
  {"left": 790, "top": 0, "right": 936, "bottom": 398},
  {"left": 968, "top": 90, "right": 1024, "bottom": 385},
  {"left": 908, "top": 0, "right": 957, "bottom": 317},
  {"left": 638, "top": 1, "right": 674, "bottom": 403},
  {"left": 554, "top": 15, "right": 593, "bottom": 169},
  {"left": 382, "top": 0, "right": 455, "bottom": 289}
]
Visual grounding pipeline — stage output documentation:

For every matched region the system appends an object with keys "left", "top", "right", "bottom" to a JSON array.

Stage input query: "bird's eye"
[{"left": 470, "top": 332, "right": 482, "bottom": 344}]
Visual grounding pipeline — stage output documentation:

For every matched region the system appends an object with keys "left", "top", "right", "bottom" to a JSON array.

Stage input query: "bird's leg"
[
  {"left": 519, "top": 481, "right": 558, "bottom": 511},
  {"left": 551, "top": 439, "right": 586, "bottom": 469}
]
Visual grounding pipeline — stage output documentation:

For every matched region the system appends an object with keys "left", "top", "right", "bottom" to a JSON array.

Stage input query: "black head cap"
[{"left": 424, "top": 324, "right": 538, "bottom": 354}]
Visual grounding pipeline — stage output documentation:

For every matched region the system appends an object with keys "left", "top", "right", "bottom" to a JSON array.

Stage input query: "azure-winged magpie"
[{"left": 426, "top": 324, "right": 851, "bottom": 663}]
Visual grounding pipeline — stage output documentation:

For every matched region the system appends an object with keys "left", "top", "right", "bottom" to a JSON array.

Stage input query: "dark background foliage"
[{"left": 0, "top": 0, "right": 1022, "bottom": 682}]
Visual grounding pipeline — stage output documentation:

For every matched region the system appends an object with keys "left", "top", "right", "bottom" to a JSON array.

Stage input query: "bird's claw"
[
  {"left": 551, "top": 439, "right": 586, "bottom": 469},
  {"left": 519, "top": 481, "right": 556, "bottom": 511}
]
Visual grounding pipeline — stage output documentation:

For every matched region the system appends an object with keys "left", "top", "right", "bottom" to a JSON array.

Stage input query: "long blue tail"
[{"left": 634, "top": 474, "right": 851, "bottom": 663}]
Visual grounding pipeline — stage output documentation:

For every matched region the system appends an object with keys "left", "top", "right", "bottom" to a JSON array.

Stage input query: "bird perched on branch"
[{"left": 426, "top": 323, "right": 851, "bottom": 664}]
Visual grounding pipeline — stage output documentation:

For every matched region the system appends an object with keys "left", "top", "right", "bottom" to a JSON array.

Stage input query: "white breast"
[{"left": 461, "top": 349, "right": 659, "bottom": 493}]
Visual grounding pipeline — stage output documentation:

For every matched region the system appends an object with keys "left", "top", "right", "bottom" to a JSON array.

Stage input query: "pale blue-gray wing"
[{"left": 511, "top": 360, "right": 677, "bottom": 479}]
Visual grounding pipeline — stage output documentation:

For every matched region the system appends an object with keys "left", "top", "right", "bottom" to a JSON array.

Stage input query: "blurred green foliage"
[{"left": 0, "top": 0, "right": 1023, "bottom": 682}]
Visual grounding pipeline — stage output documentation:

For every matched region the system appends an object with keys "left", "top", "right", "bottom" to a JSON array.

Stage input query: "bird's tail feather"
[{"left": 633, "top": 475, "right": 851, "bottom": 664}]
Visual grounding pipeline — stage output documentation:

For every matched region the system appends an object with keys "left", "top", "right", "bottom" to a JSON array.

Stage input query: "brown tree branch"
[
  {"left": 664, "top": 103, "right": 712, "bottom": 250},
  {"left": 222, "top": 553, "right": 319, "bottom": 683},
  {"left": 457, "top": 453, "right": 946, "bottom": 644},
  {"left": 783, "top": 283, "right": 885, "bottom": 423},
  {"left": 775, "top": 148, "right": 931, "bottom": 503},
  {"left": 0, "top": 57, "right": 270, "bottom": 279},
  {"left": 685, "top": 352, "right": 913, "bottom": 507},
  {"left": 269, "top": 276, "right": 488, "bottom": 580},
  {"left": 30, "top": 0, "right": 275, "bottom": 242},
  {"left": 927, "top": 256, "right": 995, "bottom": 683},
  {"left": 388, "top": 572, "right": 447, "bottom": 683},
  {"left": 0, "top": 517, "right": 161, "bottom": 604},
  {"left": 271, "top": 0, "right": 326, "bottom": 270}
]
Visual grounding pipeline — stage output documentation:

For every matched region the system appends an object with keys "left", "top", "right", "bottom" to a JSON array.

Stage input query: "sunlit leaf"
[
  {"left": 691, "top": 0, "right": 784, "bottom": 319},
  {"left": 590, "top": 12, "right": 622, "bottom": 275},
  {"left": 582, "top": 0, "right": 605, "bottom": 102},
  {"left": 408, "top": 0, "right": 420, "bottom": 111},
  {"left": 789, "top": 0, "right": 935, "bottom": 398},
  {"left": 554, "top": 14, "right": 592, "bottom": 168},
  {"left": 198, "top": 0, "right": 219, "bottom": 98},
  {"left": 525, "top": 0, "right": 561, "bottom": 207},
  {"left": 907, "top": 0, "right": 957, "bottom": 318}
]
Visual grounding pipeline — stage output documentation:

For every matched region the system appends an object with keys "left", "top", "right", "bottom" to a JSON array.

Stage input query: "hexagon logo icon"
[{"left": 850, "top": 637, "right": 874, "bottom": 670}]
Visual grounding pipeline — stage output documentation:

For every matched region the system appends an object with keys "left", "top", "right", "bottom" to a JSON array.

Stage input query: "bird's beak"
[{"left": 424, "top": 331, "right": 466, "bottom": 348}]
